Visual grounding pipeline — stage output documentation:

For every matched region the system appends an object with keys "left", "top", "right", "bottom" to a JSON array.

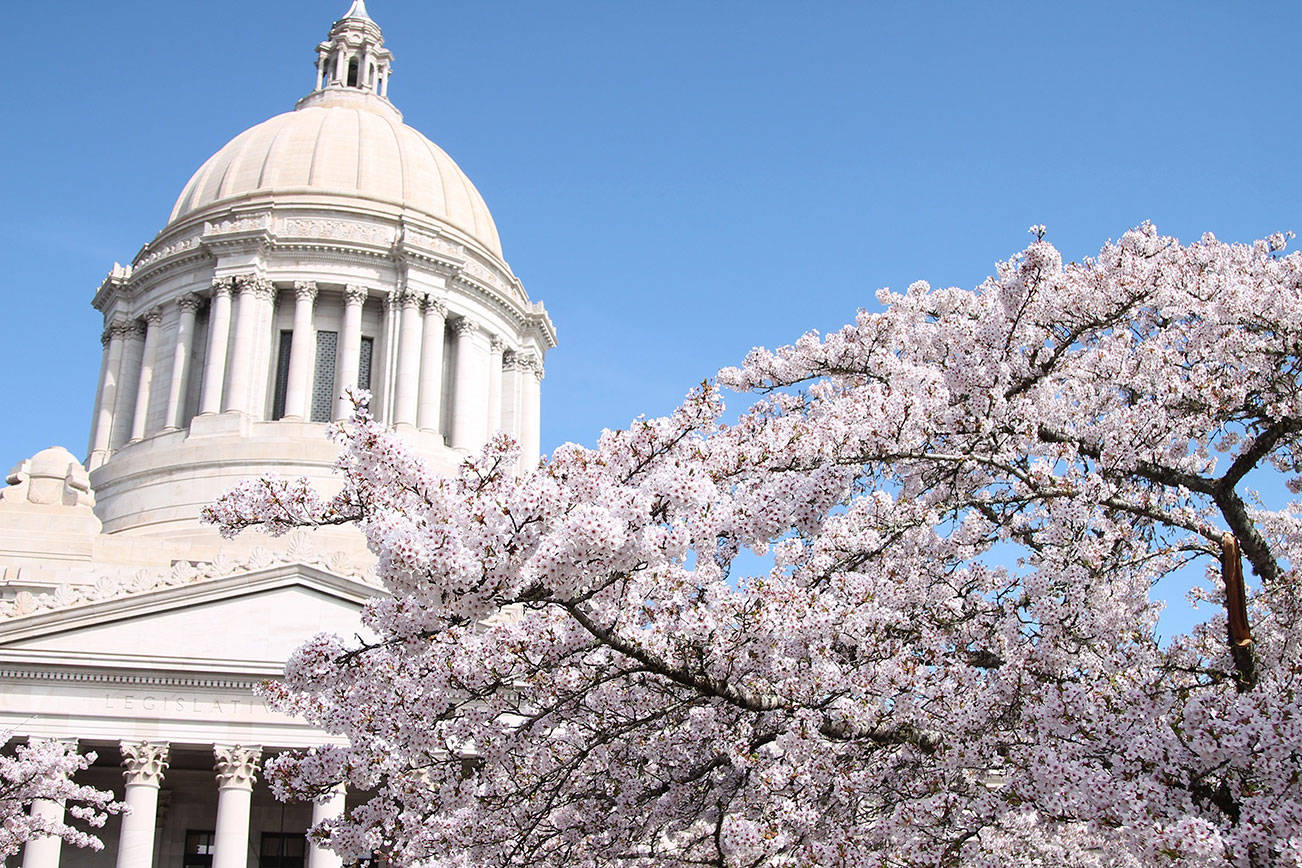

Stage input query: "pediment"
[{"left": 0, "top": 565, "right": 377, "bottom": 670}]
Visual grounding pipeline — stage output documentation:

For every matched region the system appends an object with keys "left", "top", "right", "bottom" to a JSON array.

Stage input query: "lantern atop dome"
[{"left": 309, "top": 0, "right": 394, "bottom": 99}]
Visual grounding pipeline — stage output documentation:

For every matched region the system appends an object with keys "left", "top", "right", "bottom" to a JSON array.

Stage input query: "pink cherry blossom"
[
  {"left": 210, "top": 225, "right": 1302, "bottom": 867},
  {"left": 0, "top": 735, "right": 122, "bottom": 856}
]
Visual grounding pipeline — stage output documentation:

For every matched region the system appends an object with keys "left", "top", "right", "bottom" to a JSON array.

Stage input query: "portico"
[{"left": 0, "top": 566, "right": 377, "bottom": 868}]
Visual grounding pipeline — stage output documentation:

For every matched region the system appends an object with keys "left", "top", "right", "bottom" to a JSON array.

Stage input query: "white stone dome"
[{"left": 169, "top": 93, "right": 504, "bottom": 258}]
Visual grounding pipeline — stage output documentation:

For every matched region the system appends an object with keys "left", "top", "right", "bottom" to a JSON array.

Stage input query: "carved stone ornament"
[
  {"left": 501, "top": 349, "right": 524, "bottom": 371},
  {"left": 134, "top": 236, "right": 200, "bottom": 271},
  {"left": 294, "top": 280, "right": 319, "bottom": 302},
  {"left": 344, "top": 284, "right": 370, "bottom": 305},
  {"left": 400, "top": 288, "right": 426, "bottom": 308},
  {"left": 144, "top": 307, "right": 165, "bottom": 326},
  {"left": 213, "top": 744, "right": 263, "bottom": 790},
  {"left": 108, "top": 318, "right": 136, "bottom": 341},
  {"left": 453, "top": 317, "right": 479, "bottom": 336},
  {"left": 210, "top": 277, "right": 235, "bottom": 298},
  {"left": 204, "top": 215, "right": 271, "bottom": 236},
  {"left": 176, "top": 293, "right": 204, "bottom": 312},
  {"left": 249, "top": 276, "right": 276, "bottom": 300},
  {"left": 121, "top": 741, "right": 170, "bottom": 787},
  {"left": 423, "top": 296, "right": 447, "bottom": 317},
  {"left": 0, "top": 528, "right": 377, "bottom": 620},
  {"left": 489, "top": 336, "right": 504, "bottom": 353},
  {"left": 282, "top": 218, "right": 392, "bottom": 246}
]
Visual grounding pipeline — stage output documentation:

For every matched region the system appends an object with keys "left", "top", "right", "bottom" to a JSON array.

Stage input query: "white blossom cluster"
[
  {"left": 209, "top": 225, "right": 1302, "bottom": 867},
  {"left": 0, "top": 735, "right": 121, "bottom": 856}
]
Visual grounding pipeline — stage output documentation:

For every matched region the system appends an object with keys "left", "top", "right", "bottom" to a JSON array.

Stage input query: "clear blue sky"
[{"left": 2, "top": 2, "right": 1296, "bottom": 631}]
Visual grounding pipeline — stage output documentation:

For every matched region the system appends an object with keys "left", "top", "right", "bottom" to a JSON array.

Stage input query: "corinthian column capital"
[
  {"left": 144, "top": 306, "right": 165, "bottom": 325},
  {"left": 213, "top": 744, "right": 263, "bottom": 790},
  {"left": 121, "top": 741, "right": 170, "bottom": 787},
  {"left": 177, "top": 293, "right": 204, "bottom": 312},
  {"left": 248, "top": 277, "right": 276, "bottom": 300},
  {"left": 344, "top": 284, "right": 369, "bottom": 305},
  {"left": 293, "top": 280, "right": 319, "bottom": 302},
  {"left": 423, "top": 295, "right": 446, "bottom": 317},
  {"left": 453, "top": 316, "right": 479, "bottom": 337}
]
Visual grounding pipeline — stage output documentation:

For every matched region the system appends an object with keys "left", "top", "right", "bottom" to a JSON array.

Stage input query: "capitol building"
[{"left": 0, "top": 3, "right": 554, "bottom": 866}]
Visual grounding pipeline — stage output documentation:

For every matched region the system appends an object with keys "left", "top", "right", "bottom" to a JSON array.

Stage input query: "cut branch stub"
[{"left": 1221, "top": 532, "right": 1257, "bottom": 691}]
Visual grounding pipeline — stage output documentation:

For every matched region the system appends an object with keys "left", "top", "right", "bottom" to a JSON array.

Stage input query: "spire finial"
[{"left": 343, "top": 0, "right": 372, "bottom": 21}]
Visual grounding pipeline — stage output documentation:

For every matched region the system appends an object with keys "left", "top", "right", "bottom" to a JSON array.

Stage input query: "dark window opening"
[
  {"left": 259, "top": 832, "right": 306, "bottom": 868},
  {"left": 184, "top": 830, "right": 216, "bottom": 868},
  {"left": 271, "top": 330, "right": 293, "bottom": 420},
  {"left": 358, "top": 336, "right": 374, "bottom": 393},
  {"left": 311, "top": 330, "right": 339, "bottom": 422},
  {"left": 347, "top": 58, "right": 359, "bottom": 87}
]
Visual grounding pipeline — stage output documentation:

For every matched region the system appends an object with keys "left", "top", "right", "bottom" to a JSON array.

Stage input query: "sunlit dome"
[{"left": 165, "top": 3, "right": 503, "bottom": 259}]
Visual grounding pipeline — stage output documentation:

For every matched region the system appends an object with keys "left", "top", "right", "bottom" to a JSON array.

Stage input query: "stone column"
[
  {"left": 521, "top": 353, "right": 543, "bottom": 469},
  {"left": 335, "top": 285, "right": 368, "bottom": 420},
  {"left": 211, "top": 745, "right": 261, "bottom": 868},
  {"left": 451, "top": 318, "right": 490, "bottom": 451},
  {"left": 393, "top": 290, "right": 425, "bottom": 426},
  {"left": 417, "top": 297, "right": 446, "bottom": 434},
  {"left": 222, "top": 275, "right": 261, "bottom": 414},
  {"left": 246, "top": 278, "right": 278, "bottom": 420},
  {"left": 129, "top": 308, "right": 164, "bottom": 441},
  {"left": 376, "top": 290, "right": 401, "bottom": 423},
  {"left": 487, "top": 337, "right": 504, "bottom": 435},
  {"left": 199, "top": 279, "right": 234, "bottom": 415},
  {"left": 306, "top": 786, "right": 346, "bottom": 868},
  {"left": 116, "top": 741, "right": 169, "bottom": 868},
  {"left": 283, "top": 281, "right": 318, "bottom": 420},
  {"left": 500, "top": 350, "right": 523, "bottom": 446},
  {"left": 88, "top": 320, "right": 128, "bottom": 466},
  {"left": 109, "top": 320, "right": 146, "bottom": 451},
  {"left": 21, "top": 797, "right": 67, "bottom": 868},
  {"left": 165, "top": 295, "right": 202, "bottom": 429}
]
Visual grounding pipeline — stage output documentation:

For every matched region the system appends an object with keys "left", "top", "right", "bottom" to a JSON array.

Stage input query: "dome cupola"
[{"left": 84, "top": 3, "right": 556, "bottom": 544}]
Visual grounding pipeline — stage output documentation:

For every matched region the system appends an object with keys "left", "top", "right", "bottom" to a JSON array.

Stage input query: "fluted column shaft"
[
  {"left": 199, "top": 281, "right": 234, "bottom": 415},
  {"left": 21, "top": 797, "right": 66, "bottom": 868},
  {"left": 246, "top": 279, "right": 278, "bottom": 419},
  {"left": 116, "top": 742, "right": 169, "bottom": 868},
  {"left": 394, "top": 290, "right": 424, "bottom": 426},
  {"left": 521, "top": 354, "right": 543, "bottom": 469},
  {"left": 306, "top": 786, "right": 346, "bottom": 868},
  {"left": 109, "top": 322, "right": 145, "bottom": 451},
  {"left": 283, "top": 282, "right": 318, "bottom": 420},
  {"left": 130, "top": 309, "right": 164, "bottom": 441},
  {"left": 89, "top": 322, "right": 127, "bottom": 465},
  {"left": 335, "top": 286, "right": 368, "bottom": 420},
  {"left": 417, "top": 298, "right": 446, "bottom": 433},
  {"left": 376, "top": 291, "right": 401, "bottom": 423},
  {"left": 212, "top": 745, "right": 262, "bottom": 868},
  {"left": 165, "top": 296, "right": 202, "bottom": 429},
  {"left": 487, "top": 337, "right": 504, "bottom": 435},
  {"left": 451, "top": 318, "right": 491, "bottom": 451},
  {"left": 500, "top": 351, "right": 523, "bottom": 445},
  {"left": 223, "top": 276, "right": 273, "bottom": 415}
]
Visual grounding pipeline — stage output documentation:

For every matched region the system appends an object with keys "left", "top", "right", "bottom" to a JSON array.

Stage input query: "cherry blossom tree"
[
  {"left": 209, "top": 224, "right": 1302, "bottom": 867},
  {"left": 0, "top": 735, "right": 121, "bottom": 857}
]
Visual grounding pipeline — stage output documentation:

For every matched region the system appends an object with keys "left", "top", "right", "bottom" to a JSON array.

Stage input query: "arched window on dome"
[{"left": 347, "top": 58, "right": 359, "bottom": 88}]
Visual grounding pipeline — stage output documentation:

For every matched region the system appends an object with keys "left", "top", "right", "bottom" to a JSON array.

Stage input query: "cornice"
[{"left": 0, "top": 664, "right": 269, "bottom": 691}]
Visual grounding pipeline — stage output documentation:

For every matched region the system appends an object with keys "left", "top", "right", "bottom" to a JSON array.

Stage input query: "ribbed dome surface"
[{"left": 169, "top": 103, "right": 503, "bottom": 258}]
